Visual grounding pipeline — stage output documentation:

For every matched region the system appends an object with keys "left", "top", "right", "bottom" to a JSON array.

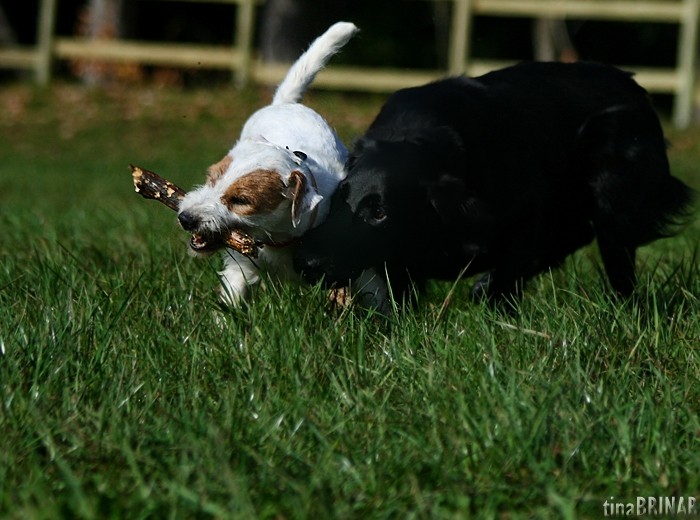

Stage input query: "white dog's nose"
[{"left": 178, "top": 211, "right": 200, "bottom": 232}]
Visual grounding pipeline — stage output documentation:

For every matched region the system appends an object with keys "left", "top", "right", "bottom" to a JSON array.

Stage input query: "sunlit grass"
[{"left": 0, "top": 83, "right": 698, "bottom": 518}]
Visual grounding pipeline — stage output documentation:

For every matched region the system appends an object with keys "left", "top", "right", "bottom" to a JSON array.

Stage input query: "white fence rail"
[{"left": 1, "top": 0, "right": 698, "bottom": 127}]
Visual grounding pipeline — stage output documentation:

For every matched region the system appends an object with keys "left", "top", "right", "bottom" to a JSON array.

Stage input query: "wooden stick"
[{"left": 131, "top": 164, "right": 185, "bottom": 210}]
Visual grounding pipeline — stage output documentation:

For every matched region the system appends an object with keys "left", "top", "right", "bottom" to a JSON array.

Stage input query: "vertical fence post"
[
  {"left": 234, "top": 0, "right": 255, "bottom": 86},
  {"left": 448, "top": 0, "right": 472, "bottom": 75},
  {"left": 674, "top": 0, "right": 700, "bottom": 128},
  {"left": 35, "top": 0, "right": 58, "bottom": 85}
]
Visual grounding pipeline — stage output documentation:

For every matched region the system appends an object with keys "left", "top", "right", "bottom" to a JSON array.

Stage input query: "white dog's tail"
[{"left": 272, "top": 21, "right": 358, "bottom": 106}]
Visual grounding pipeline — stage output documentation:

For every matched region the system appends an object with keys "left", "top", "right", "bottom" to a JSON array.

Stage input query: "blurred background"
[
  {"left": 0, "top": 1, "right": 686, "bottom": 67},
  {"left": 1, "top": 0, "right": 699, "bottom": 126}
]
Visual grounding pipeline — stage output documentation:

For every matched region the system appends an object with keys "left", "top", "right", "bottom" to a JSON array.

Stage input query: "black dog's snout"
[{"left": 178, "top": 211, "right": 200, "bottom": 232}]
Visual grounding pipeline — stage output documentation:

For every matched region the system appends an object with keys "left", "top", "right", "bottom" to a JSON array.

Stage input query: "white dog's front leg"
[{"left": 218, "top": 250, "right": 261, "bottom": 306}]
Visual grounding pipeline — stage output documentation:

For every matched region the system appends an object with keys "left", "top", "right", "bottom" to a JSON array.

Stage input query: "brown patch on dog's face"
[
  {"left": 207, "top": 155, "right": 233, "bottom": 186},
  {"left": 221, "top": 169, "right": 286, "bottom": 215}
]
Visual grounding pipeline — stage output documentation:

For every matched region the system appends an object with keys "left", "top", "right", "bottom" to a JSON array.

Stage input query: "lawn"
[{"left": 0, "top": 82, "right": 698, "bottom": 519}]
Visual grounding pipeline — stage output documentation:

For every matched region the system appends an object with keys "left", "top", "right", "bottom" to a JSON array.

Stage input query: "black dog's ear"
[
  {"left": 347, "top": 138, "right": 377, "bottom": 170},
  {"left": 353, "top": 138, "right": 376, "bottom": 153},
  {"left": 427, "top": 175, "right": 489, "bottom": 226},
  {"left": 427, "top": 175, "right": 493, "bottom": 256},
  {"left": 427, "top": 175, "right": 466, "bottom": 215}
]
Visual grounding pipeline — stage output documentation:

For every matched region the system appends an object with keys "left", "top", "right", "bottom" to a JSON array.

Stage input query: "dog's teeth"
[{"left": 190, "top": 234, "right": 208, "bottom": 250}]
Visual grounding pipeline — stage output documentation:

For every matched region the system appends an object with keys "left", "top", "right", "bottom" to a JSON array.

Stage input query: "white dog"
[{"left": 177, "top": 22, "right": 357, "bottom": 305}]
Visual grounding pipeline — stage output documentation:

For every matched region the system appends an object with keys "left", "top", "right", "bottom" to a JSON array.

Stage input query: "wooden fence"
[
  {"left": 449, "top": 0, "right": 700, "bottom": 128},
  {"left": 1, "top": 0, "right": 698, "bottom": 127}
]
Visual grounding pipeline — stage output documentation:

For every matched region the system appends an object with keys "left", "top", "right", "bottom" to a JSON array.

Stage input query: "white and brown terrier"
[{"left": 177, "top": 22, "right": 357, "bottom": 305}]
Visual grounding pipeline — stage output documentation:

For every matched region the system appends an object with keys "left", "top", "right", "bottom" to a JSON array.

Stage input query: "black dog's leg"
[
  {"left": 386, "top": 266, "right": 426, "bottom": 308},
  {"left": 483, "top": 226, "right": 541, "bottom": 305},
  {"left": 575, "top": 103, "right": 689, "bottom": 298},
  {"left": 474, "top": 216, "right": 596, "bottom": 304},
  {"left": 597, "top": 237, "right": 637, "bottom": 297},
  {"left": 542, "top": 219, "right": 595, "bottom": 270}
]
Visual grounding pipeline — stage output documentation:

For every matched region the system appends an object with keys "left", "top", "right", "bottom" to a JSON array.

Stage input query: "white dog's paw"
[
  {"left": 218, "top": 282, "right": 249, "bottom": 307},
  {"left": 218, "top": 253, "right": 260, "bottom": 308}
]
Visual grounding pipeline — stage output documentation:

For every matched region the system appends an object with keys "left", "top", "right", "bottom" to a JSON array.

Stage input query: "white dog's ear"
[{"left": 287, "top": 170, "right": 322, "bottom": 228}]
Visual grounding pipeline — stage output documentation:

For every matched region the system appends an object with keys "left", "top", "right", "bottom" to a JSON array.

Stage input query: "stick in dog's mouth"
[
  {"left": 130, "top": 164, "right": 260, "bottom": 258},
  {"left": 188, "top": 229, "right": 260, "bottom": 258}
]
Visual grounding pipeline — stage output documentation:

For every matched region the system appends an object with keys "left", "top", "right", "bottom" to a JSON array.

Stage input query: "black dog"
[{"left": 294, "top": 62, "right": 694, "bottom": 310}]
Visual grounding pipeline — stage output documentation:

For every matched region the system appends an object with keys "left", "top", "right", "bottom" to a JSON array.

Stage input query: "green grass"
[{"left": 0, "top": 83, "right": 698, "bottom": 519}]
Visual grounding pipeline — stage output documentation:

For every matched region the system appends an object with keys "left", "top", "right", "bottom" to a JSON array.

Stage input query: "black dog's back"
[
  {"left": 296, "top": 62, "right": 694, "bottom": 306},
  {"left": 364, "top": 62, "right": 693, "bottom": 296}
]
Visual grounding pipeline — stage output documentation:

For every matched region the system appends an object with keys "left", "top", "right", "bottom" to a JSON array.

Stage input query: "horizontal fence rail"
[{"left": 1, "top": 0, "right": 698, "bottom": 127}]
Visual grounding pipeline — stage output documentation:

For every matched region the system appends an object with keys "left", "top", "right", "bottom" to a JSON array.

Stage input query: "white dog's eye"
[{"left": 226, "top": 195, "right": 251, "bottom": 206}]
